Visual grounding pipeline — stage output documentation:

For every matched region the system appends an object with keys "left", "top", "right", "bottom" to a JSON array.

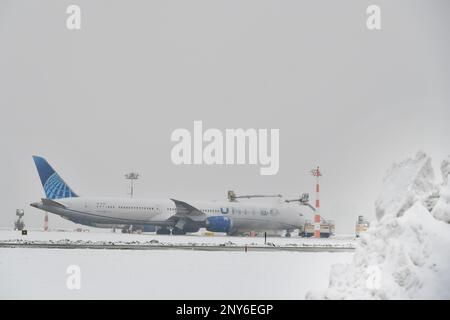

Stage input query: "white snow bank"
[
  {"left": 375, "top": 151, "right": 437, "bottom": 220},
  {"left": 309, "top": 152, "right": 450, "bottom": 300},
  {"left": 429, "top": 155, "right": 450, "bottom": 223},
  {"left": 441, "top": 156, "right": 450, "bottom": 184},
  {"left": 432, "top": 179, "right": 450, "bottom": 223},
  {"left": 308, "top": 202, "right": 450, "bottom": 299}
]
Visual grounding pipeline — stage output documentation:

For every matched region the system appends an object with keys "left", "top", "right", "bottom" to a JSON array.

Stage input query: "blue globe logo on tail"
[{"left": 32, "top": 156, "right": 78, "bottom": 199}]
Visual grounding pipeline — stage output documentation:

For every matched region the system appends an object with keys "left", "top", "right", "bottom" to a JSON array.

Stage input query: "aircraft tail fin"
[{"left": 32, "top": 156, "right": 78, "bottom": 199}]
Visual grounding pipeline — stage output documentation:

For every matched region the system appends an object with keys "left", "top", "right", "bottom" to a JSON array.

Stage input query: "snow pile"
[
  {"left": 308, "top": 152, "right": 450, "bottom": 299},
  {"left": 310, "top": 203, "right": 450, "bottom": 299},
  {"left": 432, "top": 157, "right": 450, "bottom": 223},
  {"left": 441, "top": 157, "right": 450, "bottom": 184},
  {"left": 375, "top": 151, "right": 437, "bottom": 219}
]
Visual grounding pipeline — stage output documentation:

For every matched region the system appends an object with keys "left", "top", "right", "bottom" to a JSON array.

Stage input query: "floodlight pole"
[{"left": 125, "top": 172, "right": 139, "bottom": 198}]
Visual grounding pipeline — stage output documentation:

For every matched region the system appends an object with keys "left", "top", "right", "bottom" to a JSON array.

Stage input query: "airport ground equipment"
[
  {"left": 284, "top": 193, "right": 316, "bottom": 211},
  {"left": 300, "top": 219, "right": 335, "bottom": 238},
  {"left": 355, "top": 215, "right": 370, "bottom": 237},
  {"left": 228, "top": 191, "right": 312, "bottom": 237},
  {"left": 14, "top": 209, "right": 25, "bottom": 230},
  {"left": 227, "top": 190, "right": 283, "bottom": 202}
]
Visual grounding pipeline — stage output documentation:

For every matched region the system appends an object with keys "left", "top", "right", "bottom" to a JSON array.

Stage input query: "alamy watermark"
[
  {"left": 66, "top": 5, "right": 81, "bottom": 30},
  {"left": 366, "top": 5, "right": 381, "bottom": 30},
  {"left": 66, "top": 265, "right": 81, "bottom": 290},
  {"left": 170, "top": 121, "right": 279, "bottom": 175},
  {"left": 65, "top": 5, "right": 381, "bottom": 31}
]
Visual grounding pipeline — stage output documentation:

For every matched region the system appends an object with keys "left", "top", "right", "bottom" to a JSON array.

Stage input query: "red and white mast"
[
  {"left": 44, "top": 213, "right": 48, "bottom": 231},
  {"left": 311, "top": 166, "right": 322, "bottom": 238}
]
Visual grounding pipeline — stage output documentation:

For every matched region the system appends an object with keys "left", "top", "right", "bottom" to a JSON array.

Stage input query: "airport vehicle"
[
  {"left": 300, "top": 220, "right": 335, "bottom": 238},
  {"left": 30, "top": 156, "right": 313, "bottom": 235},
  {"left": 355, "top": 215, "right": 370, "bottom": 237},
  {"left": 14, "top": 209, "right": 25, "bottom": 230}
]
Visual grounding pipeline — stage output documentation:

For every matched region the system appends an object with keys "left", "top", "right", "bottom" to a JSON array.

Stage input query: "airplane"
[{"left": 30, "top": 156, "right": 313, "bottom": 236}]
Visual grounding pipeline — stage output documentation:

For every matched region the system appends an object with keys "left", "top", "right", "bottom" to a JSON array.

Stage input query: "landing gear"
[
  {"left": 285, "top": 231, "right": 291, "bottom": 238},
  {"left": 156, "top": 227, "right": 171, "bottom": 235},
  {"left": 131, "top": 225, "right": 143, "bottom": 234},
  {"left": 171, "top": 228, "right": 186, "bottom": 235},
  {"left": 121, "top": 225, "right": 131, "bottom": 233}
]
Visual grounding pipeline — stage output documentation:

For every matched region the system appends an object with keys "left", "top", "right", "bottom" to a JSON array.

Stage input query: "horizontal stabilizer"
[{"left": 41, "top": 198, "right": 67, "bottom": 209}]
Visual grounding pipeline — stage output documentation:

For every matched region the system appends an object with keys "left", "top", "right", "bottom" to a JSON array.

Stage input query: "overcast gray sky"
[{"left": 0, "top": 0, "right": 449, "bottom": 233}]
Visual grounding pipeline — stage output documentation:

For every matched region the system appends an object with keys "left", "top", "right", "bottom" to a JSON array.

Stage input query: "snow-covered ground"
[
  {"left": 0, "top": 230, "right": 356, "bottom": 248},
  {"left": 0, "top": 230, "right": 354, "bottom": 299},
  {"left": 0, "top": 248, "right": 352, "bottom": 299}
]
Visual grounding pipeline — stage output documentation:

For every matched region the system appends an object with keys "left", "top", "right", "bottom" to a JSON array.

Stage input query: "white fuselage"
[{"left": 33, "top": 197, "right": 306, "bottom": 233}]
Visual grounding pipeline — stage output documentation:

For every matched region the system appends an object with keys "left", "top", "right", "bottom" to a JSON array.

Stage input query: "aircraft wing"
[{"left": 170, "top": 199, "right": 206, "bottom": 222}]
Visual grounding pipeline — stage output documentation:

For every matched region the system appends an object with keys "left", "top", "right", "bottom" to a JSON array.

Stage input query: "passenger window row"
[
  {"left": 96, "top": 203, "right": 157, "bottom": 211},
  {"left": 118, "top": 206, "right": 156, "bottom": 211}
]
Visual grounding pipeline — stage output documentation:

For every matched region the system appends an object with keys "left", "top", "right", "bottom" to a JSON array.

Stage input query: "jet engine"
[{"left": 205, "top": 216, "right": 233, "bottom": 233}]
